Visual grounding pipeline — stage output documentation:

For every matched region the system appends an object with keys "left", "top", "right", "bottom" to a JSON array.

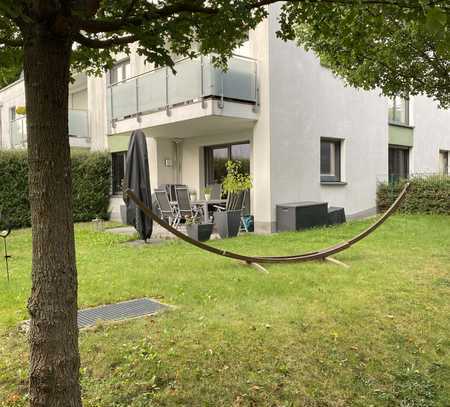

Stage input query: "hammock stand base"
[
  {"left": 126, "top": 183, "right": 410, "bottom": 268},
  {"left": 324, "top": 257, "right": 350, "bottom": 269},
  {"left": 244, "top": 261, "right": 269, "bottom": 274}
]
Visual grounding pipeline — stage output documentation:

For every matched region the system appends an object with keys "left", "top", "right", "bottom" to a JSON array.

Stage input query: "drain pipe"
[{"left": 173, "top": 138, "right": 183, "bottom": 184}]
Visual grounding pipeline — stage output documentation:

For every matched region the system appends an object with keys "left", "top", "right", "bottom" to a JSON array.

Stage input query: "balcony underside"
[{"left": 110, "top": 97, "right": 257, "bottom": 138}]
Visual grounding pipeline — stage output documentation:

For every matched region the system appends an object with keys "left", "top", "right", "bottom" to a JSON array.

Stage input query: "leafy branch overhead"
[{"left": 0, "top": 0, "right": 449, "bottom": 101}]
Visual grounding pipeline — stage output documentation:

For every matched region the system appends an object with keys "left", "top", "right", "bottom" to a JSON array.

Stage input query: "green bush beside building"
[{"left": 0, "top": 150, "right": 111, "bottom": 228}]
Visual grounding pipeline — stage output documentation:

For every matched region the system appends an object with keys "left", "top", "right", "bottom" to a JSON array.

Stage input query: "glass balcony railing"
[
  {"left": 68, "top": 109, "right": 89, "bottom": 139},
  {"left": 108, "top": 55, "right": 258, "bottom": 122},
  {"left": 9, "top": 110, "right": 89, "bottom": 149}
]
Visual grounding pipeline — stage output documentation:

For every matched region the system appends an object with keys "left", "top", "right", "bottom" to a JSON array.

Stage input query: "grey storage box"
[
  {"left": 327, "top": 207, "right": 346, "bottom": 226},
  {"left": 276, "top": 201, "right": 328, "bottom": 232}
]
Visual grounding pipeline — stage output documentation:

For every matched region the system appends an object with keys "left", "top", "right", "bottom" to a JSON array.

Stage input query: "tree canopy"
[
  {"left": 0, "top": 1, "right": 449, "bottom": 406},
  {"left": 0, "top": 1, "right": 448, "bottom": 105},
  {"left": 278, "top": 0, "right": 450, "bottom": 107}
]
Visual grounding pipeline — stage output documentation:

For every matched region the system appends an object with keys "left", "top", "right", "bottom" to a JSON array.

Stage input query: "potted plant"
[
  {"left": 204, "top": 185, "right": 212, "bottom": 201},
  {"left": 185, "top": 216, "right": 214, "bottom": 242},
  {"left": 189, "top": 189, "right": 197, "bottom": 202},
  {"left": 214, "top": 160, "right": 252, "bottom": 238}
]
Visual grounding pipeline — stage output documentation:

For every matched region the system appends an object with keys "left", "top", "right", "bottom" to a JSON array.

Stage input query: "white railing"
[
  {"left": 9, "top": 110, "right": 89, "bottom": 149},
  {"left": 107, "top": 55, "right": 258, "bottom": 123}
]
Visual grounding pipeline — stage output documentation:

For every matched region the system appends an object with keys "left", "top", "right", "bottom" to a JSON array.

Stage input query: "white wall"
[
  {"left": 411, "top": 96, "right": 450, "bottom": 174},
  {"left": 248, "top": 17, "right": 272, "bottom": 232},
  {"left": 262, "top": 5, "right": 388, "bottom": 227},
  {"left": 0, "top": 79, "right": 26, "bottom": 149}
]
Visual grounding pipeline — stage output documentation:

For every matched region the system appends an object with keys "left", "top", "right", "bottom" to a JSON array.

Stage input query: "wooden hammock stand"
[{"left": 126, "top": 183, "right": 410, "bottom": 272}]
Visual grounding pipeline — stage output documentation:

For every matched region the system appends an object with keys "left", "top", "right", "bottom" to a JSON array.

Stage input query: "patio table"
[{"left": 191, "top": 199, "right": 227, "bottom": 224}]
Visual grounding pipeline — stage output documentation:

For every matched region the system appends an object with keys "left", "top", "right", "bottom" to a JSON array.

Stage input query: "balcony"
[
  {"left": 10, "top": 109, "right": 90, "bottom": 149},
  {"left": 107, "top": 55, "right": 258, "bottom": 130}
]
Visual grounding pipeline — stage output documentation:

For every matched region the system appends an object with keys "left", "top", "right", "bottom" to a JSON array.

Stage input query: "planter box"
[
  {"left": 214, "top": 210, "right": 241, "bottom": 238},
  {"left": 186, "top": 223, "right": 213, "bottom": 242},
  {"left": 327, "top": 207, "right": 346, "bottom": 226}
]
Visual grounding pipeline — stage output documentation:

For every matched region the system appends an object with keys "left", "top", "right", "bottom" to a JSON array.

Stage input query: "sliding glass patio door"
[{"left": 204, "top": 142, "right": 250, "bottom": 185}]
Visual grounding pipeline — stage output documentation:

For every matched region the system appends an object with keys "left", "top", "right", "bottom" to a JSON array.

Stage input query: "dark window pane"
[
  {"left": 204, "top": 142, "right": 251, "bottom": 185},
  {"left": 112, "top": 151, "right": 126, "bottom": 194},
  {"left": 320, "top": 142, "right": 331, "bottom": 175},
  {"left": 388, "top": 146, "right": 409, "bottom": 183},
  {"left": 205, "top": 146, "right": 228, "bottom": 185},
  {"left": 231, "top": 143, "right": 250, "bottom": 175},
  {"left": 320, "top": 139, "right": 340, "bottom": 181}
]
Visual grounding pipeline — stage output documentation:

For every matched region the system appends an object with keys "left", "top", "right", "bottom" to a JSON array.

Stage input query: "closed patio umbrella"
[{"left": 124, "top": 129, "right": 153, "bottom": 240}]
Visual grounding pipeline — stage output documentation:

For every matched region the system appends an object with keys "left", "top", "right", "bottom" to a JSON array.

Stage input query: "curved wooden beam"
[{"left": 126, "top": 182, "right": 410, "bottom": 264}]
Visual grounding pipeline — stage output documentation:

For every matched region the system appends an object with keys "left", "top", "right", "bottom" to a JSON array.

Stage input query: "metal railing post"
[
  {"left": 253, "top": 60, "right": 259, "bottom": 113},
  {"left": 200, "top": 55, "right": 206, "bottom": 109},
  {"left": 110, "top": 85, "right": 116, "bottom": 129},
  {"left": 136, "top": 77, "right": 141, "bottom": 123},
  {"left": 165, "top": 67, "right": 171, "bottom": 116},
  {"left": 218, "top": 69, "right": 224, "bottom": 109}
]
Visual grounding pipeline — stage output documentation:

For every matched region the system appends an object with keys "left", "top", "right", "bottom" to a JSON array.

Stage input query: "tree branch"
[
  {"left": 74, "top": 32, "right": 137, "bottom": 48},
  {"left": 76, "top": 2, "right": 218, "bottom": 34}
]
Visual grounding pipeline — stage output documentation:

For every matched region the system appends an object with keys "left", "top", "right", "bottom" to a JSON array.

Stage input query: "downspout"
[{"left": 173, "top": 138, "right": 183, "bottom": 184}]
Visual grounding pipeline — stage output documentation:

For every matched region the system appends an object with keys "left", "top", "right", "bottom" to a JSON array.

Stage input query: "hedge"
[
  {"left": 0, "top": 150, "right": 111, "bottom": 229},
  {"left": 377, "top": 175, "right": 450, "bottom": 214}
]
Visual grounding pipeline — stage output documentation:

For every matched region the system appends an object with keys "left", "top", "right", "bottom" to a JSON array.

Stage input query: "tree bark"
[{"left": 23, "top": 30, "right": 82, "bottom": 407}]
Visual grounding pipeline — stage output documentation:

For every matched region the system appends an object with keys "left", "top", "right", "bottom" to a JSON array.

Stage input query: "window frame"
[
  {"left": 320, "top": 138, "right": 342, "bottom": 183},
  {"left": 388, "top": 144, "right": 410, "bottom": 183},
  {"left": 204, "top": 141, "right": 250, "bottom": 186},
  {"left": 388, "top": 97, "right": 410, "bottom": 126},
  {"left": 111, "top": 151, "right": 127, "bottom": 195},
  {"left": 440, "top": 150, "right": 449, "bottom": 176},
  {"left": 109, "top": 58, "right": 131, "bottom": 85}
]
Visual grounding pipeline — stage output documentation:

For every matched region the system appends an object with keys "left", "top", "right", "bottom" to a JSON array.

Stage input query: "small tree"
[
  {"left": 222, "top": 160, "right": 253, "bottom": 194},
  {"left": 0, "top": 1, "right": 448, "bottom": 406}
]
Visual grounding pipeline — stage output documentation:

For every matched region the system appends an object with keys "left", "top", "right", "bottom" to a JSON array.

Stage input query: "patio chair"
[
  {"left": 154, "top": 189, "right": 177, "bottom": 226},
  {"left": 208, "top": 183, "right": 222, "bottom": 200},
  {"left": 214, "top": 190, "right": 249, "bottom": 232},
  {"left": 174, "top": 186, "right": 202, "bottom": 228}
]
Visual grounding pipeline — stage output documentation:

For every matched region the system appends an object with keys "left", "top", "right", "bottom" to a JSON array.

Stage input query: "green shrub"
[
  {"left": 0, "top": 150, "right": 30, "bottom": 228},
  {"left": 0, "top": 150, "right": 111, "bottom": 228},
  {"left": 377, "top": 175, "right": 450, "bottom": 214}
]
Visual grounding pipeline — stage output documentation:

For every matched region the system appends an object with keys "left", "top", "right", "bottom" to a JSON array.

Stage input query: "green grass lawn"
[{"left": 0, "top": 215, "right": 449, "bottom": 406}]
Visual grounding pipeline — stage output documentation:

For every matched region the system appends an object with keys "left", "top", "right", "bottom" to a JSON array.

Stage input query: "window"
[
  {"left": 388, "top": 97, "right": 410, "bottom": 126},
  {"left": 112, "top": 151, "right": 127, "bottom": 194},
  {"left": 204, "top": 142, "right": 250, "bottom": 185},
  {"left": 388, "top": 145, "right": 409, "bottom": 183},
  {"left": 109, "top": 59, "right": 131, "bottom": 85},
  {"left": 320, "top": 139, "right": 341, "bottom": 182},
  {"left": 9, "top": 106, "right": 16, "bottom": 122},
  {"left": 440, "top": 150, "right": 449, "bottom": 176}
]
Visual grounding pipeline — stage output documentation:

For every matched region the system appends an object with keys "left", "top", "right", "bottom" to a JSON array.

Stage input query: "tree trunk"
[{"left": 23, "top": 31, "right": 82, "bottom": 407}]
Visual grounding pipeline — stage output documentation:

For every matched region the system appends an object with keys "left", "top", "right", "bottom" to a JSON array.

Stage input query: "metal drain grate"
[{"left": 77, "top": 298, "right": 167, "bottom": 328}]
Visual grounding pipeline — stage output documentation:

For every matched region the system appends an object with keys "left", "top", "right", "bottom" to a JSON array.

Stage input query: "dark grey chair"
[
  {"left": 209, "top": 183, "right": 222, "bottom": 200},
  {"left": 154, "top": 189, "right": 176, "bottom": 225},
  {"left": 174, "top": 186, "right": 201, "bottom": 227},
  {"left": 214, "top": 190, "right": 249, "bottom": 232}
]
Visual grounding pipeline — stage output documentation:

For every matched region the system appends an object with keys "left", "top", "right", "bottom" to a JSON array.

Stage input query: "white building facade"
[{"left": 1, "top": 6, "right": 449, "bottom": 232}]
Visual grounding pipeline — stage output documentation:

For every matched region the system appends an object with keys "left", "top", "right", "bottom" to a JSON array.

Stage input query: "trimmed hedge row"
[
  {"left": 377, "top": 175, "right": 450, "bottom": 214},
  {"left": 0, "top": 150, "right": 111, "bottom": 229}
]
